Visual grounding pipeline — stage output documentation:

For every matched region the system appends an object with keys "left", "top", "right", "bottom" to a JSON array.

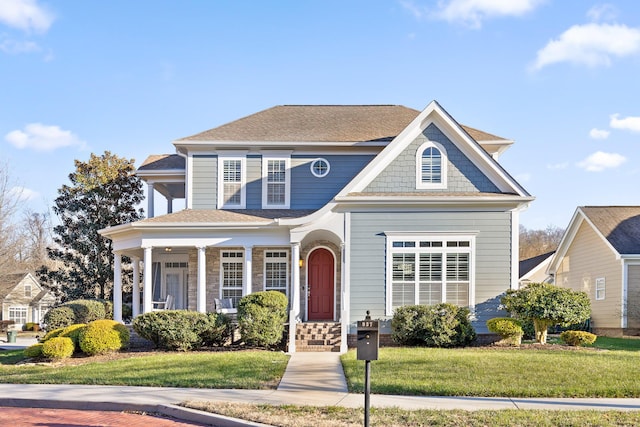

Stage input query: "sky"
[{"left": 1, "top": 0, "right": 640, "bottom": 230}]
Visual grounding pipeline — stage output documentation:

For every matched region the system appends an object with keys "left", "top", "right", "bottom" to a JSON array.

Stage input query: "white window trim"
[
  {"left": 385, "top": 232, "right": 476, "bottom": 316},
  {"left": 9, "top": 306, "right": 28, "bottom": 324},
  {"left": 310, "top": 158, "right": 331, "bottom": 178},
  {"left": 217, "top": 155, "right": 246, "bottom": 209},
  {"left": 595, "top": 277, "right": 606, "bottom": 300},
  {"left": 416, "top": 140, "right": 447, "bottom": 190},
  {"left": 263, "top": 249, "right": 289, "bottom": 295},
  {"left": 24, "top": 284, "right": 32, "bottom": 297},
  {"left": 262, "top": 154, "right": 291, "bottom": 209},
  {"left": 220, "top": 250, "right": 244, "bottom": 304}
]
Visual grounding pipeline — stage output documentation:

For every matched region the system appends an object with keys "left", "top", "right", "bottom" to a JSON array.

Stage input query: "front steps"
[{"left": 295, "top": 321, "right": 341, "bottom": 352}]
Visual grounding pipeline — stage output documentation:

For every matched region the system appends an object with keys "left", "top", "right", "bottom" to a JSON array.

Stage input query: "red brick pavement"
[{"left": 0, "top": 406, "right": 209, "bottom": 426}]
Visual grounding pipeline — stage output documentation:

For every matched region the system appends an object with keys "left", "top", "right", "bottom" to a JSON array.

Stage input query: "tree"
[
  {"left": 519, "top": 225, "right": 564, "bottom": 260},
  {"left": 501, "top": 282, "right": 590, "bottom": 344},
  {"left": 0, "top": 162, "right": 26, "bottom": 276},
  {"left": 39, "top": 151, "right": 144, "bottom": 301},
  {"left": 18, "top": 210, "right": 53, "bottom": 272}
]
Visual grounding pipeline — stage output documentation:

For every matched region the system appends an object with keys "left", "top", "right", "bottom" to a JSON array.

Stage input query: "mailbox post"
[{"left": 357, "top": 311, "right": 379, "bottom": 427}]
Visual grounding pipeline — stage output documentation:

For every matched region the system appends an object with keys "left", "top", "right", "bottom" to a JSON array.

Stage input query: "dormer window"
[
  {"left": 218, "top": 155, "right": 246, "bottom": 209},
  {"left": 416, "top": 141, "right": 447, "bottom": 189}
]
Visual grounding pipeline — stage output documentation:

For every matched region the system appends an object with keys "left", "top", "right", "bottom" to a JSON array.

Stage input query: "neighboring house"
[
  {"left": 0, "top": 272, "right": 56, "bottom": 327},
  {"left": 100, "top": 101, "right": 533, "bottom": 352},
  {"left": 548, "top": 206, "right": 640, "bottom": 336},
  {"left": 519, "top": 251, "right": 555, "bottom": 286}
]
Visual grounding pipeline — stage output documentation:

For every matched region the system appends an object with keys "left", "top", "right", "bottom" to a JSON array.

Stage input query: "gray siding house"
[{"left": 100, "top": 101, "right": 533, "bottom": 352}]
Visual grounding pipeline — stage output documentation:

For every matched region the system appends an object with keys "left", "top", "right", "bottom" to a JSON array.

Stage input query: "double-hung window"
[
  {"left": 595, "top": 277, "right": 606, "bottom": 300},
  {"left": 264, "top": 250, "right": 288, "bottom": 295},
  {"left": 262, "top": 155, "right": 290, "bottom": 209},
  {"left": 221, "top": 251, "right": 244, "bottom": 307},
  {"left": 387, "top": 234, "right": 474, "bottom": 314},
  {"left": 218, "top": 155, "right": 246, "bottom": 209},
  {"left": 416, "top": 141, "right": 447, "bottom": 189},
  {"left": 9, "top": 306, "right": 27, "bottom": 325}
]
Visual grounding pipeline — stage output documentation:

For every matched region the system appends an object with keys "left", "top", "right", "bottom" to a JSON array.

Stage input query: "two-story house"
[{"left": 100, "top": 101, "right": 533, "bottom": 352}]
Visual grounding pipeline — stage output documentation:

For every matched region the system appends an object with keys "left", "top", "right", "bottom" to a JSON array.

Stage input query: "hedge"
[
  {"left": 238, "top": 291, "right": 288, "bottom": 347},
  {"left": 79, "top": 319, "right": 130, "bottom": 355},
  {"left": 391, "top": 303, "right": 476, "bottom": 347}
]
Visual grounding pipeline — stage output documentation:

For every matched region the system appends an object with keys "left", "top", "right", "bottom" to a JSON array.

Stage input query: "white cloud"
[
  {"left": 515, "top": 172, "right": 531, "bottom": 182},
  {"left": 587, "top": 4, "right": 618, "bottom": 23},
  {"left": 532, "top": 23, "right": 640, "bottom": 70},
  {"left": 0, "top": 0, "right": 55, "bottom": 33},
  {"left": 9, "top": 186, "right": 39, "bottom": 201},
  {"left": 0, "top": 37, "right": 39, "bottom": 54},
  {"left": 610, "top": 113, "right": 640, "bottom": 132},
  {"left": 589, "top": 128, "right": 610, "bottom": 139},
  {"left": 399, "top": 0, "right": 428, "bottom": 20},
  {"left": 433, "top": 0, "right": 544, "bottom": 29},
  {"left": 547, "top": 162, "right": 569, "bottom": 170},
  {"left": 5, "top": 123, "right": 86, "bottom": 152},
  {"left": 577, "top": 151, "right": 626, "bottom": 172}
]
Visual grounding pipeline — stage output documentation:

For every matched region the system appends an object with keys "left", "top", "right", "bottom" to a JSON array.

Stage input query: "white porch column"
[
  {"left": 132, "top": 256, "right": 141, "bottom": 318},
  {"left": 143, "top": 247, "right": 153, "bottom": 313},
  {"left": 340, "top": 239, "right": 349, "bottom": 354},
  {"left": 288, "top": 242, "right": 301, "bottom": 353},
  {"left": 244, "top": 246, "right": 253, "bottom": 296},
  {"left": 113, "top": 252, "right": 123, "bottom": 322},
  {"left": 147, "top": 182, "right": 155, "bottom": 218},
  {"left": 197, "top": 246, "right": 207, "bottom": 313}
]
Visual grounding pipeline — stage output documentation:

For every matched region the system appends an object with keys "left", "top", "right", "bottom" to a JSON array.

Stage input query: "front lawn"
[
  {"left": 341, "top": 345, "right": 640, "bottom": 397},
  {"left": 0, "top": 350, "right": 289, "bottom": 389}
]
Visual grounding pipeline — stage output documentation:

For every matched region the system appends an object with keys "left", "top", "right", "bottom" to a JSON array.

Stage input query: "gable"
[
  {"left": 362, "top": 123, "right": 501, "bottom": 194},
  {"left": 340, "top": 101, "right": 530, "bottom": 199}
]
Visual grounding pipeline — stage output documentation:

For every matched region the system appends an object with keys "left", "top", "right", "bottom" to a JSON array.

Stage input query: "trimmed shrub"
[
  {"left": 201, "top": 312, "right": 232, "bottom": 347},
  {"left": 487, "top": 317, "right": 523, "bottom": 346},
  {"left": 42, "top": 327, "right": 65, "bottom": 342},
  {"left": 60, "top": 324, "right": 87, "bottom": 349},
  {"left": 391, "top": 303, "right": 476, "bottom": 347},
  {"left": 23, "top": 322, "right": 40, "bottom": 331},
  {"left": 24, "top": 343, "right": 44, "bottom": 358},
  {"left": 99, "top": 299, "right": 114, "bottom": 319},
  {"left": 560, "top": 330, "right": 597, "bottom": 347},
  {"left": 43, "top": 306, "right": 75, "bottom": 330},
  {"left": 64, "top": 299, "right": 106, "bottom": 324},
  {"left": 133, "top": 310, "right": 210, "bottom": 351},
  {"left": 79, "top": 319, "right": 130, "bottom": 355},
  {"left": 42, "top": 337, "right": 74, "bottom": 360},
  {"left": 238, "top": 291, "right": 289, "bottom": 347}
]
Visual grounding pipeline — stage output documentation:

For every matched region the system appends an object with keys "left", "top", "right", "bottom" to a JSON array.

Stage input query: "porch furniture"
[
  {"left": 215, "top": 298, "right": 237, "bottom": 314},
  {"left": 152, "top": 294, "right": 174, "bottom": 311}
]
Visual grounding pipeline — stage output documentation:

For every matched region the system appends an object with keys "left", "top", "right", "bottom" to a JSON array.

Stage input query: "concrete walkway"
[{"left": 3, "top": 345, "right": 640, "bottom": 425}]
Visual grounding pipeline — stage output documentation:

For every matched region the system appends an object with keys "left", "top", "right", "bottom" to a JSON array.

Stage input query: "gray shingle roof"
[
  {"left": 581, "top": 206, "right": 640, "bottom": 254},
  {"left": 0, "top": 272, "right": 31, "bottom": 299},
  {"left": 138, "top": 209, "right": 316, "bottom": 225},
  {"left": 139, "top": 154, "right": 185, "bottom": 171},
  {"left": 176, "top": 105, "right": 507, "bottom": 143}
]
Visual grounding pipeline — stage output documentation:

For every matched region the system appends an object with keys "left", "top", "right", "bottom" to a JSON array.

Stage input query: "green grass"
[
  {"left": 341, "top": 346, "right": 640, "bottom": 397},
  {"left": 588, "top": 336, "right": 640, "bottom": 351},
  {"left": 183, "top": 402, "right": 640, "bottom": 427},
  {"left": 0, "top": 350, "right": 289, "bottom": 389}
]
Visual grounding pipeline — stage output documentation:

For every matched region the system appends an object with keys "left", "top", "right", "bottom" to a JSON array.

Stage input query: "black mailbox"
[{"left": 357, "top": 318, "right": 379, "bottom": 361}]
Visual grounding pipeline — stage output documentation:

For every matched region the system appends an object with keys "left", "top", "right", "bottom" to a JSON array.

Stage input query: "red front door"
[{"left": 308, "top": 248, "right": 334, "bottom": 320}]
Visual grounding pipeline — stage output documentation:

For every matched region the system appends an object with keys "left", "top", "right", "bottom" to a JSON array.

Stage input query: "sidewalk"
[{"left": 2, "top": 350, "right": 640, "bottom": 425}]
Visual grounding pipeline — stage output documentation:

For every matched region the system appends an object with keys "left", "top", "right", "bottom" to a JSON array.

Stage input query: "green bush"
[
  {"left": 23, "top": 322, "right": 40, "bottom": 331},
  {"left": 42, "top": 327, "right": 65, "bottom": 342},
  {"left": 238, "top": 291, "right": 289, "bottom": 347},
  {"left": 132, "top": 310, "right": 211, "bottom": 351},
  {"left": 391, "top": 303, "right": 476, "bottom": 347},
  {"left": 60, "top": 324, "right": 87, "bottom": 349},
  {"left": 79, "top": 319, "right": 130, "bottom": 355},
  {"left": 44, "top": 306, "right": 76, "bottom": 330},
  {"left": 487, "top": 317, "right": 523, "bottom": 346},
  {"left": 42, "top": 336, "right": 74, "bottom": 359},
  {"left": 99, "top": 299, "right": 113, "bottom": 319},
  {"left": 64, "top": 299, "right": 106, "bottom": 324},
  {"left": 201, "top": 312, "right": 232, "bottom": 347},
  {"left": 24, "top": 343, "right": 44, "bottom": 358},
  {"left": 560, "top": 330, "right": 597, "bottom": 347}
]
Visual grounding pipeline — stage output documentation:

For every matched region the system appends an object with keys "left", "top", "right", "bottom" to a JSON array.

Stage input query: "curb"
[{"left": 1, "top": 398, "right": 273, "bottom": 427}]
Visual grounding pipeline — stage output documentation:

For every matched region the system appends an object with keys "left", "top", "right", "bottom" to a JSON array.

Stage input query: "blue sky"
[{"left": 1, "top": 0, "right": 640, "bottom": 230}]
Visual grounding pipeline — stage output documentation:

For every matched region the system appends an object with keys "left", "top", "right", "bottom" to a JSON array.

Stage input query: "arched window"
[{"left": 416, "top": 141, "right": 447, "bottom": 189}]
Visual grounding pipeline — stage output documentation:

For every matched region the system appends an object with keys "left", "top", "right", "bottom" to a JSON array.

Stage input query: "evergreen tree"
[{"left": 39, "top": 151, "right": 144, "bottom": 301}]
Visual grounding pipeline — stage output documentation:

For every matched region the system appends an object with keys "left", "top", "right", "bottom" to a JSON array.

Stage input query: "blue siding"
[
  {"left": 246, "top": 155, "right": 261, "bottom": 209},
  {"left": 349, "top": 211, "right": 512, "bottom": 334},
  {"left": 364, "top": 123, "right": 501, "bottom": 193},
  {"left": 291, "top": 155, "right": 374, "bottom": 209}
]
